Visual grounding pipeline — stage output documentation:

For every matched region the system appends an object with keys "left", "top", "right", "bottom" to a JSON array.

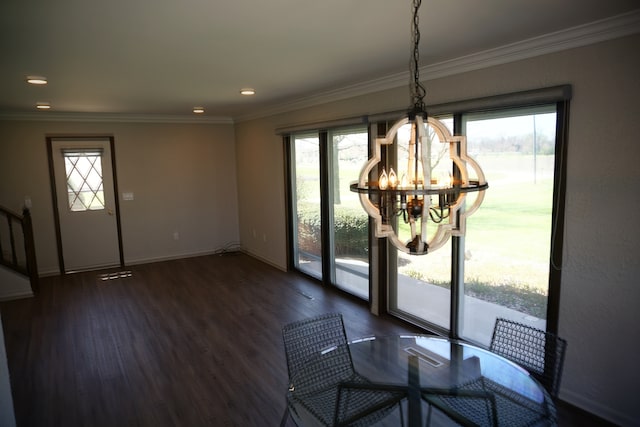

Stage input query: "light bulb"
[
  {"left": 379, "top": 168, "right": 388, "bottom": 190},
  {"left": 444, "top": 172, "right": 453, "bottom": 188},
  {"left": 388, "top": 168, "right": 398, "bottom": 188},
  {"left": 436, "top": 171, "right": 452, "bottom": 188}
]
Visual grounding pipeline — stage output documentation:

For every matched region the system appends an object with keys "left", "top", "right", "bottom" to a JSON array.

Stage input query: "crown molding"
[
  {"left": 0, "top": 112, "right": 234, "bottom": 124},
  {"left": 236, "top": 9, "right": 640, "bottom": 122},
  {"left": 424, "top": 8, "right": 640, "bottom": 80}
]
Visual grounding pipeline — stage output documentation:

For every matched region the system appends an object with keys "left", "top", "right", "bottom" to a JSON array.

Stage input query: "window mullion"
[
  {"left": 319, "top": 131, "right": 332, "bottom": 285},
  {"left": 283, "top": 136, "right": 296, "bottom": 271},
  {"left": 450, "top": 114, "right": 465, "bottom": 339}
]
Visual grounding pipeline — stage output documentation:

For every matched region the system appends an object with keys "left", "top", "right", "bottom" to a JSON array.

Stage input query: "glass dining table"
[{"left": 287, "top": 335, "right": 557, "bottom": 427}]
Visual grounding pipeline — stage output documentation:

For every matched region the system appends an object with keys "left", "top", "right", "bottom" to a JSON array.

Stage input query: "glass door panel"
[
  {"left": 461, "top": 107, "right": 556, "bottom": 345},
  {"left": 292, "top": 133, "right": 322, "bottom": 279},
  {"left": 390, "top": 117, "right": 454, "bottom": 330},
  {"left": 329, "top": 128, "right": 369, "bottom": 299},
  {"left": 392, "top": 240, "right": 452, "bottom": 329}
]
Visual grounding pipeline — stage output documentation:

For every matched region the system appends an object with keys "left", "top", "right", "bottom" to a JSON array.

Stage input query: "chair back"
[
  {"left": 282, "top": 313, "right": 353, "bottom": 388},
  {"left": 281, "top": 313, "right": 404, "bottom": 426},
  {"left": 489, "top": 318, "right": 567, "bottom": 398}
]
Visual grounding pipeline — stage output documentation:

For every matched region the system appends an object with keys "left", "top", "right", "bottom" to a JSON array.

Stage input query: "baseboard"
[
  {"left": 124, "top": 249, "right": 225, "bottom": 267},
  {"left": 0, "top": 291, "right": 34, "bottom": 302},
  {"left": 38, "top": 269, "right": 61, "bottom": 277},
  {"left": 560, "top": 389, "right": 633, "bottom": 426},
  {"left": 35, "top": 247, "right": 284, "bottom": 277},
  {"left": 36, "top": 252, "right": 222, "bottom": 275},
  {"left": 240, "top": 249, "right": 287, "bottom": 272}
]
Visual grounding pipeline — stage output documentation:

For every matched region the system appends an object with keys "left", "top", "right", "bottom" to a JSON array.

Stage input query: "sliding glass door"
[
  {"left": 291, "top": 133, "right": 322, "bottom": 279},
  {"left": 289, "top": 126, "right": 370, "bottom": 299}
]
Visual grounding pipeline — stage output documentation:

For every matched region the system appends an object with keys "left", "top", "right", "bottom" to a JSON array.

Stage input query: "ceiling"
[{"left": 1, "top": 0, "right": 638, "bottom": 121}]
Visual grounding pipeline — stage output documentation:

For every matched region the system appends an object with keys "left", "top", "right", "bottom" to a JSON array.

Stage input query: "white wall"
[
  {"left": 234, "top": 119, "right": 288, "bottom": 268},
  {"left": 235, "top": 34, "right": 640, "bottom": 425},
  {"left": 0, "top": 120, "right": 240, "bottom": 274}
]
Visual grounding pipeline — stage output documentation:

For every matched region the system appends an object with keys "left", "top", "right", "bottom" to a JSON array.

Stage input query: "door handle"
[{"left": 107, "top": 209, "right": 114, "bottom": 216}]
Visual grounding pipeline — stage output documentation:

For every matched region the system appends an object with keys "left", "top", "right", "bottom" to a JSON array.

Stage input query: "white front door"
[{"left": 50, "top": 137, "right": 121, "bottom": 272}]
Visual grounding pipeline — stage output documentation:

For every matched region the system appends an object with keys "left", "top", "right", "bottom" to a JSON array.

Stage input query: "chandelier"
[{"left": 350, "top": 0, "right": 488, "bottom": 255}]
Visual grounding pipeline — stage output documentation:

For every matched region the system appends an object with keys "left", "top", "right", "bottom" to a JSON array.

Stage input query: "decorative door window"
[{"left": 63, "top": 149, "right": 105, "bottom": 211}]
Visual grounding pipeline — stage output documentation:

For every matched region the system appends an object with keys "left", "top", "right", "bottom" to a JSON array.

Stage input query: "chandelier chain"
[{"left": 411, "top": 0, "right": 426, "bottom": 112}]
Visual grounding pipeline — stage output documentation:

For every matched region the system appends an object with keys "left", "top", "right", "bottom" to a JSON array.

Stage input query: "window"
[
  {"left": 63, "top": 150, "right": 105, "bottom": 211},
  {"left": 288, "top": 126, "right": 370, "bottom": 299}
]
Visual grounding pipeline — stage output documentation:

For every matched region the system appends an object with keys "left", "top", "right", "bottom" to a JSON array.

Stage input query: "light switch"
[{"left": 122, "top": 192, "right": 134, "bottom": 201}]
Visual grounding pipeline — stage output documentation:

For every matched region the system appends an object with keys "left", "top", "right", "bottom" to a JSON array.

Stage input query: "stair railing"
[{"left": 0, "top": 206, "right": 38, "bottom": 292}]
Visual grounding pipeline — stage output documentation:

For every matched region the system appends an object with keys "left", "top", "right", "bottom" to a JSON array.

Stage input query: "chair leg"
[{"left": 279, "top": 406, "right": 290, "bottom": 427}]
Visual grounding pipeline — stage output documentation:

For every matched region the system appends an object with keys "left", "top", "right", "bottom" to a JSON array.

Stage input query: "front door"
[{"left": 48, "top": 136, "right": 122, "bottom": 273}]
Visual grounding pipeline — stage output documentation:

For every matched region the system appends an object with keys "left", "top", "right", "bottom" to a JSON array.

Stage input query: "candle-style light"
[
  {"left": 379, "top": 168, "right": 389, "bottom": 190},
  {"left": 388, "top": 168, "right": 398, "bottom": 188},
  {"left": 350, "top": 0, "right": 488, "bottom": 255}
]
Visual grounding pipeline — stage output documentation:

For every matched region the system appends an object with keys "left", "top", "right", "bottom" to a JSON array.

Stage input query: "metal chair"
[
  {"left": 422, "top": 379, "right": 498, "bottom": 427},
  {"left": 489, "top": 318, "right": 567, "bottom": 399},
  {"left": 424, "top": 376, "right": 557, "bottom": 427},
  {"left": 280, "top": 313, "right": 405, "bottom": 426}
]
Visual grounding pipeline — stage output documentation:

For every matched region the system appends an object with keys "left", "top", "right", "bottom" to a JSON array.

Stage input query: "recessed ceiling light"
[
  {"left": 240, "top": 88, "right": 255, "bottom": 96},
  {"left": 36, "top": 102, "right": 50, "bottom": 110},
  {"left": 26, "top": 76, "right": 47, "bottom": 85},
  {"left": 193, "top": 107, "right": 205, "bottom": 114}
]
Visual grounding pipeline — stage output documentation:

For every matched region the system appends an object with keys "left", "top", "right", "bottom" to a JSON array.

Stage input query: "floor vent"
[{"left": 99, "top": 271, "right": 132, "bottom": 281}]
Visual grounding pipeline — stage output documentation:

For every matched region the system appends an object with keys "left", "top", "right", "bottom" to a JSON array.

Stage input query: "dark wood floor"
[{"left": 1, "top": 253, "right": 614, "bottom": 426}]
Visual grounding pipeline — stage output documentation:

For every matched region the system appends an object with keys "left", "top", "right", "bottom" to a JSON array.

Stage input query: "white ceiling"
[{"left": 1, "top": 0, "right": 638, "bottom": 120}]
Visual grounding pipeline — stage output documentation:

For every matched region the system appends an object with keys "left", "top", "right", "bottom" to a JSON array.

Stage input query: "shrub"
[
  {"left": 333, "top": 206, "right": 368, "bottom": 259},
  {"left": 297, "top": 205, "right": 368, "bottom": 259},
  {"left": 297, "top": 205, "right": 321, "bottom": 254}
]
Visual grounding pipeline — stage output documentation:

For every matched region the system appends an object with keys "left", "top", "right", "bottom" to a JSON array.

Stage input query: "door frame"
[{"left": 46, "top": 134, "right": 125, "bottom": 274}]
